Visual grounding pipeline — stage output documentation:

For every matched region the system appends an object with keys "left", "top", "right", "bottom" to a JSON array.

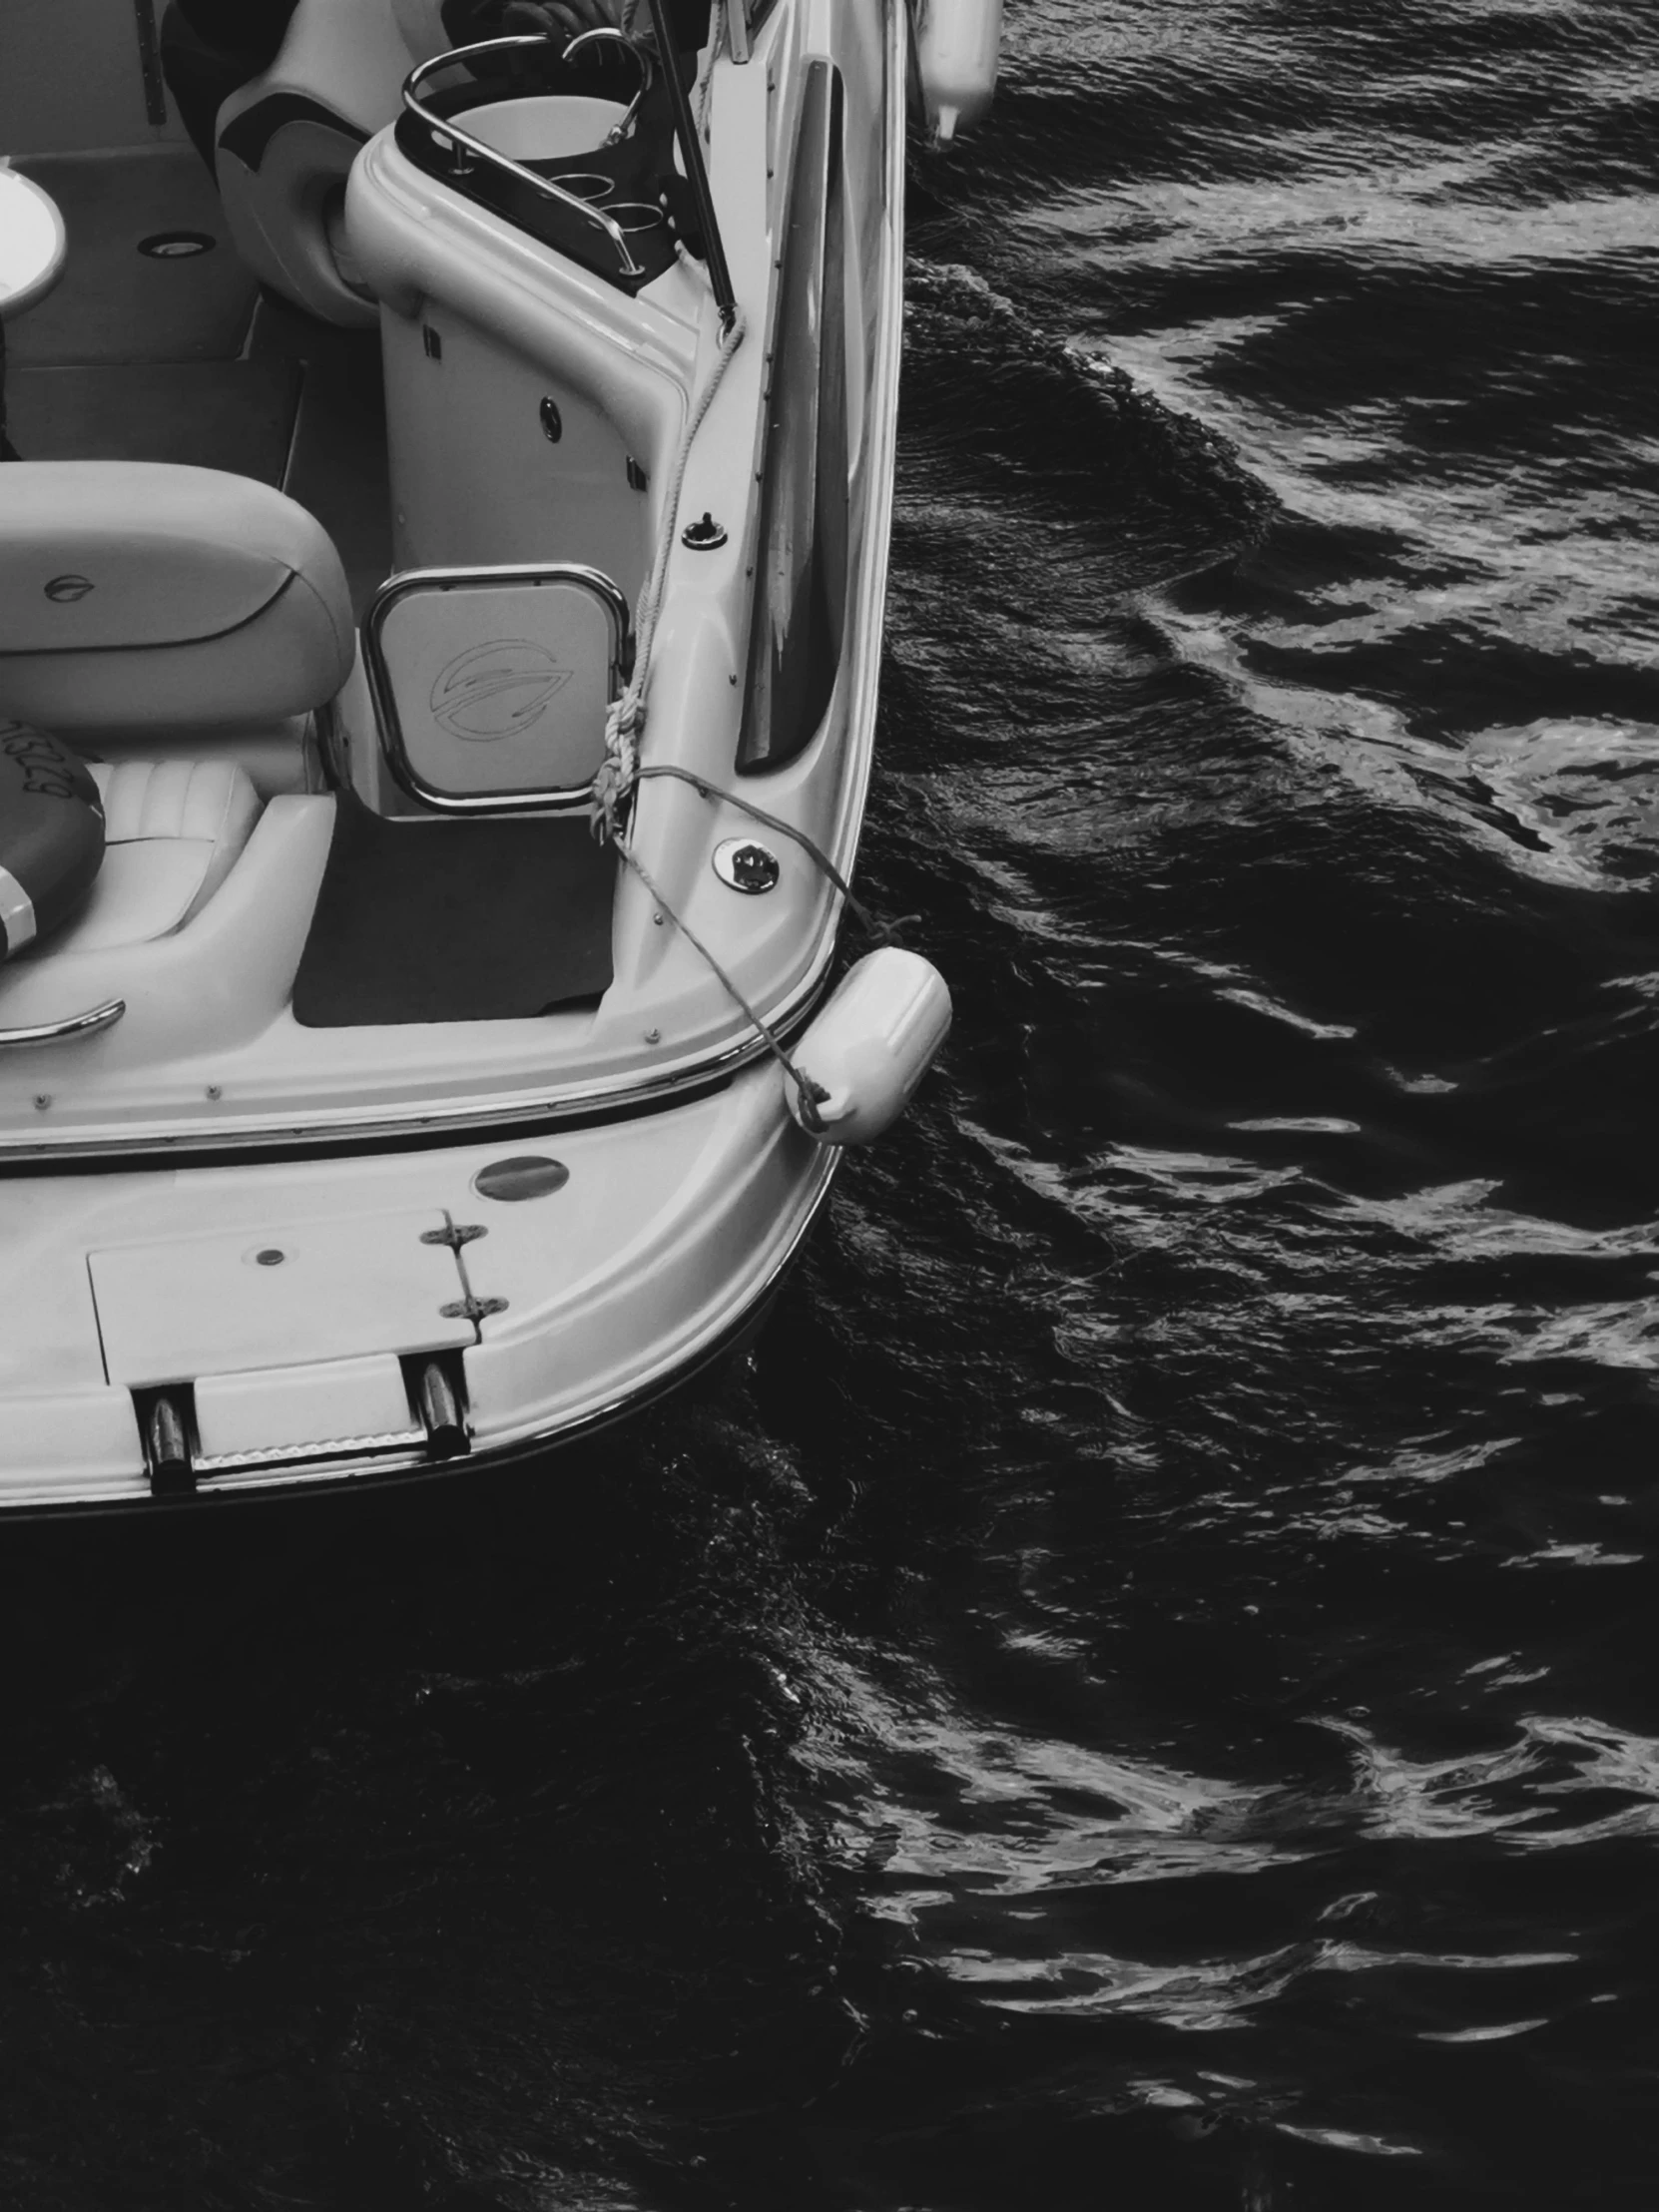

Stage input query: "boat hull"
[
  {"left": 0, "top": 2, "right": 925, "bottom": 1513},
  {"left": 0, "top": 1059, "right": 836, "bottom": 1514}
]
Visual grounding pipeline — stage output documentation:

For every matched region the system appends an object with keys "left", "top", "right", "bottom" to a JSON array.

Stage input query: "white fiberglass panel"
[{"left": 90, "top": 1208, "right": 473, "bottom": 1386}]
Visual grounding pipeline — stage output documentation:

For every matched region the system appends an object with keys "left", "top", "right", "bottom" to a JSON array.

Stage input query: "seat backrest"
[
  {"left": 0, "top": 462, "right": 355, "bottom": 734},
  {"left": 214, "top": 0, "right": 447, "bottom": 326}
]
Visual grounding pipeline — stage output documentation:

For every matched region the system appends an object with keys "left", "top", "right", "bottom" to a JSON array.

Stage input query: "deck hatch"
[{"left": 89, "top": 1209, "right": 474, "bottom": 1387}]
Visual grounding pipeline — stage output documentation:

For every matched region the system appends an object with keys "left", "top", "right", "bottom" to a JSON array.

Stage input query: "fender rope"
[
  {"left": 590, "top": 303, "right": 748, "bottom": 843},
  {"left": 612, "top": 836, "right": 830, "bottom": 1132},
  {"left": 698, "top": 1, "right": 724, "bottom": 134},
  {"left": 635, "top": 764, "right": 916, "bottom": 950}
]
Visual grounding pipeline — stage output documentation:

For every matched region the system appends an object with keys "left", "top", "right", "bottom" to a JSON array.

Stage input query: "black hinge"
[{"left": 421, "top": 1223, "right": 488, "bottom": 1252}]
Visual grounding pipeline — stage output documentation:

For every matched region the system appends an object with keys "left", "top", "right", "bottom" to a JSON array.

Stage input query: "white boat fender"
[
  {"left": 0, "top": 719, "right": 104, "bottom": 960},
  {"left": 788, "top": 947, "right": 952, "bottom": 1147},
  {"left": 909, "top": 0, "right": 1004, "bottom": 146}
]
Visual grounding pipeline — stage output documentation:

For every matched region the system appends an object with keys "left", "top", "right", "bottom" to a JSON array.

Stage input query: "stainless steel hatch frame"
[{"left": 362, "top": 562, "right": 634, "bottom": 818}]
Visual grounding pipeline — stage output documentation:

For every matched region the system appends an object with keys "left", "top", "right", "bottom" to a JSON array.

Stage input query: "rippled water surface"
[{"left": 6, "top": 2, "right": 1659, "bottom": 2204}]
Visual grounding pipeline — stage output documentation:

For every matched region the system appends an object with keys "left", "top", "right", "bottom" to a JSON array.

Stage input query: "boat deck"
[{"left": 9, "top": 144, "right": 392, "bottom": 615}]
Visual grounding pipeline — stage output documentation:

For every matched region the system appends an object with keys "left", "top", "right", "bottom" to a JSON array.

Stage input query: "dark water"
[{"left": 7, "top": 2, "right": 1659, "bottom": 2203}]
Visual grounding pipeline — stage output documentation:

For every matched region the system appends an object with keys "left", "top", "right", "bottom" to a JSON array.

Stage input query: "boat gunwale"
[{"left": 0, "top": 0, "right": 911, "bottom": 1175}]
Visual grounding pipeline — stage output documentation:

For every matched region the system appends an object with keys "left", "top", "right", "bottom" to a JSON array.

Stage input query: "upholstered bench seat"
[{"left": 41, "top": 759, "right": 265, "bottom": 955}]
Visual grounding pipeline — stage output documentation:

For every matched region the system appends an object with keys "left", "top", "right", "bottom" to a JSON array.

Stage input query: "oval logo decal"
[
  {"left": 138, "top": 231, "right": 216, "bottom": 259},
  {"left": 472, "top": 1155, "right": 570, "bottom": 1203},
  {"left": 44, "top": 575, "right": 93, "bottom": 603},
  {"left": 430, "top": 641, "right": 571, "bottom": 743}
]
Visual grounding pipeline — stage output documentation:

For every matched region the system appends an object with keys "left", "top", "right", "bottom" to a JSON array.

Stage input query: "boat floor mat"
[
  {"left": 11, "top": 148, "right": 257, "bottom": 366},
  {"left": 253, "top": 295, "right": 392, "bottom": 617},
  {"left": 5, "top": 358, "right": 302, "bottom": 482},
  {"left": 292, "top": 802, "right": 616, "bottom": 1026}
]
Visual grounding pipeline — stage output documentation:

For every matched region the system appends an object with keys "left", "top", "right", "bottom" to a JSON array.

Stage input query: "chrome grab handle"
[
  {"left": 560, "top": 27, "right": 654, "bottom": 143},
  {"left": 0, "top": 997, "right": 125, "bottom": 1048},
  {"left": 401, "top": 36, "right": 646, "bottom": 279}
]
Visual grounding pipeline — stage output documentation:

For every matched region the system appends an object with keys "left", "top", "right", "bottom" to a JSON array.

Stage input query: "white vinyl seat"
[
  {"left": 0, "top": 461, "right": 352, "bottom": 963},
  {"left": 214, "top": 0, "right": 449, "bottom": 326},
  {"left": 36, "top": 761, "right": 265, "bottom": 956},
  {"left": 0, "top": 462, "right": 355, "bottom": 736}
]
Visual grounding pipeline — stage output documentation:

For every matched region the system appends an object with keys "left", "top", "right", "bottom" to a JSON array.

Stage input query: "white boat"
[{"left": 0, "top": 0, "right": 999, "bottom": 1510}]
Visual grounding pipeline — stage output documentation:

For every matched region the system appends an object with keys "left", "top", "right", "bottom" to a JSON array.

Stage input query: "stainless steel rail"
[
  {"left": 561, "top": 26, "right": 655, "bottom": 140},
  {"left": 401, "top": 35, "right": 646, "bottom": 279},
  {"left": 0, "top": 997, "right": 126, "bottom": 1049}
]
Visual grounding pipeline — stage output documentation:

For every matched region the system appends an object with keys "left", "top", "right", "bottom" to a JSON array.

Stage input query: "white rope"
[
  {"left": 611, "top": 835, "right": 830, "bottom": 1130},
  {"left": 697, "top": 0, "right": 724, "bottom": 135},
  {"left": 590, "top": 300, "right": 747, "bottom": 838}
]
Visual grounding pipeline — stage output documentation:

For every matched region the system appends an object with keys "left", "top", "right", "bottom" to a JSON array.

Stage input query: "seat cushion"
[{"left": 46, "top": 759, "right": 264, "bottom": 954}]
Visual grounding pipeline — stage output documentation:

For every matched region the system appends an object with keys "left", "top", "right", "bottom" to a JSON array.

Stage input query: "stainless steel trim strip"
[
  {"left": 0, "top": 866, "right": 37, "bottom": 954},
  {"left": 0, "top": 944, "right": 836, "bottom": 1161}
]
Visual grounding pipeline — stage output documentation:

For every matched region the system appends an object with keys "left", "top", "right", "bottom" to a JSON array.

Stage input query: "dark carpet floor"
[
  {"left": 7, "top": 358, "right": 301, "bottom": 481},
  {"left": 293, "top": 799, "right": 616, "bottom": 1026},
  {"left": 11, "top": 147, "right": 256, "bottom": 365}
]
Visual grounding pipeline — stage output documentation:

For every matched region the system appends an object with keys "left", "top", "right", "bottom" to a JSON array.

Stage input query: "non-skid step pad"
[{"left": 292, "top": 800, "right": 615, "bottom": 1026}]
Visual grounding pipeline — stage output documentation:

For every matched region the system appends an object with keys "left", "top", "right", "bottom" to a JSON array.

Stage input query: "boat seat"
[
  {"left": 34, "top": 761, "right": 265, "bottom": 957},
  {"left": 0, "top": 462, "right": 355, "bottom": 737},
  {"left": 214, "top": 0, "right": 449, "bottom": 326}
]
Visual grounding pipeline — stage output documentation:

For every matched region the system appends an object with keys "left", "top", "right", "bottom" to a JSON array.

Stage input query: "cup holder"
[
  {"left": 604, "top": 201, "right": 666, "bottom": 236},
  {"left": 550, "top": 172, "right": 612, "bottom": 202}
]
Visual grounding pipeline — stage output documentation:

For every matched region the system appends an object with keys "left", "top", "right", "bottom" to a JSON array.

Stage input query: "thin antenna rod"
[{"left": 646, "top": 0, "right": 738, "bottom": 329}]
